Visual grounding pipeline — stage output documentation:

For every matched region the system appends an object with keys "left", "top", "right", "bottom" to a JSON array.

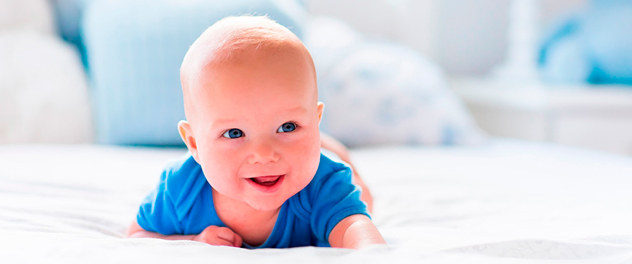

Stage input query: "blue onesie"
[{"left": 136, "top": 152, "right": 369, "bottom": 248}]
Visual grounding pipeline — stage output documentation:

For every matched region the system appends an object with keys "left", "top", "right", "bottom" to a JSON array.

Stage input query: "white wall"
[{"left": 307, "top": 0, "right": 587, "bottom": 76}]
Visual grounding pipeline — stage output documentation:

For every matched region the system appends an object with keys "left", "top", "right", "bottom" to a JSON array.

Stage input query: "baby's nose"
[{"left": 247, "top": 141, "right": 280, "bottom": 165}]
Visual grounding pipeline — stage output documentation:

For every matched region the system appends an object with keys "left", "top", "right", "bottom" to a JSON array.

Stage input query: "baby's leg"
[{"left": 320, "top": 133, "right": 373, "bottom": 213}]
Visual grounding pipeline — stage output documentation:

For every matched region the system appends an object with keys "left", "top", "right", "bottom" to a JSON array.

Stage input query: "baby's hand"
[{"left": 193, "top": 226, "right": 243, "bottom": 247}]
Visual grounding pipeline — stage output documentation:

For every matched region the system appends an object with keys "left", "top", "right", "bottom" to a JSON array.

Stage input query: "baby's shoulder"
[
  {"left": 159, "top": 153, "right": 206, "bottom": 196},
  {"left": 296, "top": 153, "right": 354, "bottom": 200},
  {"left": 161, "top": 153, "right": 201, "bottom": 178},
  {"left": 312, "top": 152, "right": 352, "bottom": 183},
  {"left": 287, "top": 152, "right": 367, "bottom": 238}
]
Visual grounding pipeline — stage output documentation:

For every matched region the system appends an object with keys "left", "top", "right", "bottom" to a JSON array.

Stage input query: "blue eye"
[
  {"left": 277, "top": 122, "right": 296, "bottom": 133},
  {"left": 223, "top": 129, "right": 244, "bottom": 139}
]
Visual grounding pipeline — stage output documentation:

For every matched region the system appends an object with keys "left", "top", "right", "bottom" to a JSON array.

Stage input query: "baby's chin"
[
  {"left": 243, "top": 195, "right": 290, "bottom": 211},
  {"left": 242, "top": 186, "right": 303, "bottom": 211}
]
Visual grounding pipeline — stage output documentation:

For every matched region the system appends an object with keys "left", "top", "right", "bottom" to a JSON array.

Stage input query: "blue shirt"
[{"left": 136, "top": 152, "right": 369, "bottom": 248}]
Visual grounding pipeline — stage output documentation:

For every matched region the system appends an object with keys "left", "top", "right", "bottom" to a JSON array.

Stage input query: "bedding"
[{"left": 2, "top": 139, "right": 632, "bottom": 263}]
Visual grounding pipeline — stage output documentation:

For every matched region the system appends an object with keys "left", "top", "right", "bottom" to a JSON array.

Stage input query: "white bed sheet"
[{"left": 1, "top": 139, "right": 632, "bottom": 263}]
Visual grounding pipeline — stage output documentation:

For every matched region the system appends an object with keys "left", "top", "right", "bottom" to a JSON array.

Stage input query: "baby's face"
[{"left": 185, "top": 48, "right": 323, "bottom": 211}]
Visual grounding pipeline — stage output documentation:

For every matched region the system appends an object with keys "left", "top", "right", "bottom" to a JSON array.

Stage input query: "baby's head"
[{"left": 178, "top": 16, "right": 324, "bottom": 211}]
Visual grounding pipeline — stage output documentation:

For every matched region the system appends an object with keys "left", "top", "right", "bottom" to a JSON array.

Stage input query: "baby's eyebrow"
[
  {"left": 210, "top": 118, "right": 238, "bottom": 128},
  {"left": 285, "top": 106, "right": 307, "bottom": 114},
  {"left": 209, "top": 106, "right": 308, "bottom": 128}
]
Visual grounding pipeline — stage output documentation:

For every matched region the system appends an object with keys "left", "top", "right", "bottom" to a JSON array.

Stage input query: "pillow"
[
  {"left": 0, "top": 0, "right": 55, "bottom": 35},
  {"left": 306, "top": 16, "right": 485, "bottom": 147},
  {"left": 51, "top": 0, "right": 93, "bottom": 68},
  {"left": 82, "top": 0, "right": 304, "bottom": 145},
  {"left": 539, "top": 0, "right": 632, "bottom": 85},
  {"left": 0, "top": 31, "right": 92, "bottom": 144}
]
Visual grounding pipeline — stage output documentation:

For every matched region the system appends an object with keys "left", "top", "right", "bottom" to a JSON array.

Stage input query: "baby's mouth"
[{"left": 249, "top": 175, "right": 282, "bottom": 187}]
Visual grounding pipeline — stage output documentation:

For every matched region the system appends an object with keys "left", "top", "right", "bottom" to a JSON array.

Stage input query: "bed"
[
  {"left": 4, "top": 0, "right": 632, "bottom": 262},
  {"left": 2, "top": 138, "right": 632, "bottom": 263}
]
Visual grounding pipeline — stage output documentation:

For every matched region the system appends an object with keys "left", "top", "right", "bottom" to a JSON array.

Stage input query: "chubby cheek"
[
  {"left": 197, "top": 145, "right": 243, "bottom": 194},
  {"left": 288, "top": 130, "right": 321, "bottom": 182}
]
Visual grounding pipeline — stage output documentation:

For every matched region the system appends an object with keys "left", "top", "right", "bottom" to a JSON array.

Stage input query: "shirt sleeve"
[
  {"left": 310, "top": 157, "right": 370, "bottom": 243},
  {"left": 136, "top": 166, "right": 183, "bottom": 235},
  {"left": 136, "top": 154, "right": 208, "bottom": 235}
]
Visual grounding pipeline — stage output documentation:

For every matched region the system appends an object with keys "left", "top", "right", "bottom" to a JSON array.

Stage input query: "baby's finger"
[
  {"left": 233, "top": 233, "right": 243, "bottom": 248},
  {"left": 208, "top": 237, "right": 235, "bottom": 247},
  {"left": 195, "top": 226, "right": 235, "bottom": 247},
  {"left": 216, "top": 227, "right": 236, "bottom": 244},
  {"left": 217, "top": 227, "right": 242, "bottom": 247}
]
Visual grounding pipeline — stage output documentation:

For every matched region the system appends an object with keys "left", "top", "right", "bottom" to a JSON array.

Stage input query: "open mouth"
[
  {"left": 249, "top": 175, "right": 282, "bottom": 186},
  {"left": 246, "top": 175, "right": 285, "bottom": 193}
]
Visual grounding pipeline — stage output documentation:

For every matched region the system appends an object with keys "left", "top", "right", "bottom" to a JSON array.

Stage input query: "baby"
[{"left": 127, "top": 16, "right": 385, "bottom": 249}]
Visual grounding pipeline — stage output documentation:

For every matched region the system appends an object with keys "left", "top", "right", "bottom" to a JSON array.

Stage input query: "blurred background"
[{"left": 1, "top": 0, "right": 632, "bottom": 155}]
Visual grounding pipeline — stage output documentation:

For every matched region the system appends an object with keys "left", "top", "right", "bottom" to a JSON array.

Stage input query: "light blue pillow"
[
  {"left": 539, "top": 0, "right": 632, "bottom": 85},
  {"left": 51, "top": 0, "right": 93, "bottom": 68},
  {"left": 83, "top": 0, "right": 304, "bottom": 145}
]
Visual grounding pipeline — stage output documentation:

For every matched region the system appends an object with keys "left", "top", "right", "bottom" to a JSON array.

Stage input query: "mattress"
[{"left": 1, "top": 139, "right": 632, "bottom": 263}]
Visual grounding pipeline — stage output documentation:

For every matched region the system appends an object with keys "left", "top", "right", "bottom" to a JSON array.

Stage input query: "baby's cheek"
[
  {"left": 200, "top": 150, "right": 240, "bottom": 185},
  {"left": 202, "top": 163, "right": 242, "bottom": 197},
  {"left": 292, "top": 135, "right": 321, "bottom": 173}
]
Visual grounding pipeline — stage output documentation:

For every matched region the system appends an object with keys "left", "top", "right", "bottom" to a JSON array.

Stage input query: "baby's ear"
[
  {"left": 178, "top": 120, "right": 199, "bottom": 160},
  {"left": 317, "top": 102, "right": 325, "bottom": 124}
]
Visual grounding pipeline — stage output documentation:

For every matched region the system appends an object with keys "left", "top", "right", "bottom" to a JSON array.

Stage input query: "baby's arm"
[
  {"left": 127, "top": 220, "right": 242, "bottom": 247},
  {"left": 320, "top": 133, "right": 374, "bottom": 213},
  {"left": 328, "top": 214, "right": 386, "bottom": 249}
]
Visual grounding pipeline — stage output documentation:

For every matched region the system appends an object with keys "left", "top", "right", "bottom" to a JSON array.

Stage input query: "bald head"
[{"left": 180, "top": 16, "right": 317, "bottom": 119}]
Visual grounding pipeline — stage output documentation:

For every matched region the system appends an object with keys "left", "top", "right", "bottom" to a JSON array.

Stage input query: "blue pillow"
[
  {"left": 82, "top": 0, "right": 304, "bottom": 145},
  {"left": 51, "top": 0, "right": 93, "bottom": 68},
  {"left": 539, "top": 0, "right": 632, "bottom": 85}
]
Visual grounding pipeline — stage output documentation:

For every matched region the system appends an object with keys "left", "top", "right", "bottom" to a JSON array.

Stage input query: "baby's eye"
[
  {"left": 277, "top": 122, "right": 296, "bottom": 133},
  {"left": 223, "top": 128, "right": 244, "bottom": 139}
]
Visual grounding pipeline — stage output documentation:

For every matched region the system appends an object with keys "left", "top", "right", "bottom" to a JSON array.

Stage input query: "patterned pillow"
[
  {"left": 306, "top": 17, "right": 485, "bottom": 147},
  {"left": 82, "top": 0, "right": 303, "bottom": 145}
]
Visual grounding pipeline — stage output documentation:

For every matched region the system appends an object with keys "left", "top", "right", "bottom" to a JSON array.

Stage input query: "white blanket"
[{"left": 1, "top": 139, "right": 632, "bottom": 263}]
